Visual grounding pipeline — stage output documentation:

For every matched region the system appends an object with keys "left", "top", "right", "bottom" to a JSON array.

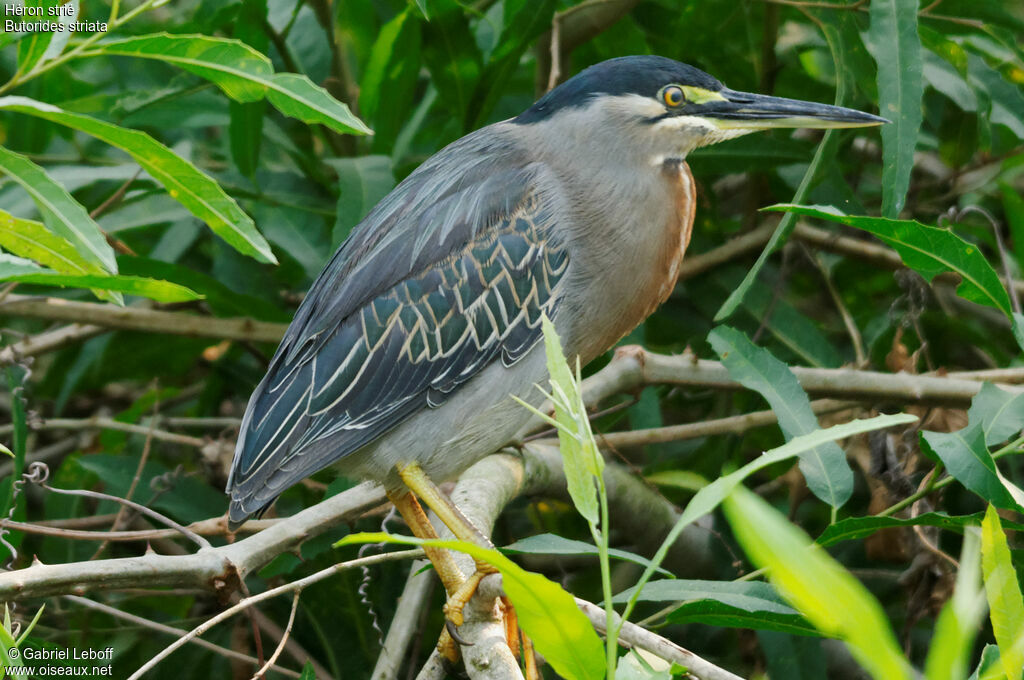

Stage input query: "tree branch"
[{"left": 0, "top": 295, "right": 287, "bottom": 343}]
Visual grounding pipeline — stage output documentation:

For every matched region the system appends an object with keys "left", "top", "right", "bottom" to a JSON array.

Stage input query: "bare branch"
[
  {"left": 0, "top": 324, "right": 105, "bottom": 362},
  {"left": 0, "top": 294, "right": 287, "bottom": 343},
  {"left": 575, "top": 598, "right": 746, "bottom": 680},
  {"left": 252, "top": 590, "right": 301, "bottom": 680},
  {"left": 0, "top": 483, "right": 386, "bottom": 600}
]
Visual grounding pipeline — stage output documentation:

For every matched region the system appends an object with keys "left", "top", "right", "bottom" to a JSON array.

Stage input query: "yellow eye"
[{"left": 662, "top": 85, "right": 685, "bottom": 107}]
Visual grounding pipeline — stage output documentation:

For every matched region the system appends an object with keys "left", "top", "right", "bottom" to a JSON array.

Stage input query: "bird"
[{"left": 226, "top": 54, "right": 884, "bottom": 650}]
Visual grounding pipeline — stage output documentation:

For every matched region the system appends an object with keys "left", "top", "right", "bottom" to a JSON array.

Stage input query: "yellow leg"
[
  {"left": 392, "top": 462, "right": 520, "bottom": 663},
  {"left": 386, "top": 489, "right": 466, "bottom": 662},
  {"left": 385, "top": 489, "right": 466, "bottom": 595},
  {"left": 396, "top": 462, "right": 492, "bottom": 547}
]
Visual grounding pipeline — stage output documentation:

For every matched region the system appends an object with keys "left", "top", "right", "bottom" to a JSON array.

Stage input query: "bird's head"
[{"left": 514, "top": 56, "right": 886, "bottom": 163}]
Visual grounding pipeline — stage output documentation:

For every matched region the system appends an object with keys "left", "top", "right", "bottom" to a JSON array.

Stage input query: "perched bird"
[{"left": 226, "top": 54, "right": 883, "bottom": 641}]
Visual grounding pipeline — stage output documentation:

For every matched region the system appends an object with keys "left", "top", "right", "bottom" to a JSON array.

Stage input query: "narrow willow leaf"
[
  {"left": 94, "top": 33, "right": 272, "bottom": 102},
  {"left": 665, "top": 600, "right": 818, "bottom": 636},
  {"left": 968, "top": 645, "right": 1005, "bottom": 680},
  {"left": 503, "top": 534, "right": 672, "bottom": 576},
  {"left": 921, "top": 427, "right": 1021, "bottom": 512},
  {"left": 682, "top": 414, "right": 916, "bottom": 537},
  {"left": 619, "top": 412, "right": 918, "bottom": 631},
  {"left": 359, "top": 9, "right": 421, "bottom": 150},
  {"left": 16, "top": 0, "right": 56, "bottom": 75},
  {"left": 0, "top": 97, "right": 277, "bottom": 264},
  {"left": 530, "top": 315, "right": 603, "bottom": 524},
  {"left": 266, "top": 74, "right": 372, "bottom": 136},
  {"left": 613, "top": 579, "right": 816, "bottom": 636},
  {"left": 867, "top": 0, "right": 923, "bottom": 217},
  {"left": 981, "top": 506, "right": 1024, "bottom": 680},
  {"left": 327, "top": 156, "right": 395, "bottom": 247},
  {"left": 709, "top": 325, "right": 853, "bottom": 507},
  {"left": 0, "top": 145, "right": 116, "bottom": 273},
  {"left": 724, "top": 487, "right": 912, "bottom": 680},
  {"left": 38, "top": 0, "right": 77, "bottom": 65},
  {"left": 925, "top": 529, "right": 984, "bottom": 680},
  {"left": 92, "top": 34, "right": 371, "bottom": 136},
  {"left": 337, "top": 532, "right": 606, "bottom": 680},
  {"left": 1002, "top": 181, "right": 1024, "bottom": 270},
  {"left": 818, "top": 511, "right": 1024, "bottom": 547},
  {"left": 768, "top": 205, "right": 1012, "bottom": 315},
  {"left": 469, "top": 0, "right": 556, "bottom": 129},
  {"left": 421, "top": 0, "right": 482, "bottom": 127},
  {"left": 713, "top": 12, "right": 854, "bottom": 323},
  {"left": 0, "top": 209, "right": 98, "bottom": 275},
  {"left": 969, "top": 383, "right": 1024, "bottom": 446},
  {"left": 0, "top": 254, "right": 202, "bottom": 303},
  {"left": 920, "top": 382, "right": 1024, "bottom": 512}
]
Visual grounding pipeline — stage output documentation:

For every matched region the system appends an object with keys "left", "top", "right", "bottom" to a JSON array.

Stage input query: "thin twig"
[
  {"left": 575, "top": 598, "right": 744, "bottom": 680},
  {"left": 252, "top": 590, "right": 301, "bottom": 680},
  {"left": 595, "top": 399, "right": 855, "bottom": 449},
  {"left": 802, "top": 245, "right": 867, "bottom": 365},
  {"left": 126, "top": 549, "right": 422, "bottom": 680},
  {"left": 0, "top": 294, "right": 287, "bottom": 343},
  {"left": 63, "top": 595, "right": 302, "bottom": 679},
  {"left": 0, "top": 324, "right": 105, "bottom": 363},
  {"left": 39, "top": 481, "right": 211, "bottom": 550},
  {"left": 0, "top": 416, "right": 205, "bottom": 448},
  {"left": 92, "top": 392, "right": 161, "bottom": 560}
]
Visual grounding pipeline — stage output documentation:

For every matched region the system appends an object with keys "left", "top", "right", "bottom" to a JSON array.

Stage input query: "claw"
[{"left": 445, "top": 619, "right": 473, "bottom": 647}]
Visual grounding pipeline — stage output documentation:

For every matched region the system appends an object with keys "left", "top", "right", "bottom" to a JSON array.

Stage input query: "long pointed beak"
[{"left": 700, "top": 88, "right": 888, "bottom": 130}]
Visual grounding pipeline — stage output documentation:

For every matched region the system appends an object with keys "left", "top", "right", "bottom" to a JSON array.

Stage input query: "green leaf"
[
  {"left": 0, "top": 209, "right": 100, "bottom": 276},
  {"left": 327, "top": 156, "right": 395, "bottom": 247},
  {"left": 228, "top": 0, "right": 269, "bottom": 178},
  {"left": 503, "top": 534, "right": 672, "bottom": 577},
  {"left": 359, "top": 9, "right": 422, "bottom": 151},
  {"left": 298, "top": 662, "right": 316, "bottom": 680},
  {"left": 266, "top": 73, "right": 372, "bottom": 136},
  {"left": 925, "top": 528, "right": 984, "bottom": 680},
  {"left": 469, "top": 0, "right": 556, "bottom": 128},
  {"left": 0, "top": 145, "right": 116, "bottom": 273},
  {"left": 970, "top": 383, "right": 1024, "bottom": 446},
  {"left": 1002, "top": 181, "right": 1024, "bottom": 271},
  {"left": 95, "top": 34, "right": 272, "bottom": 102},
  {"left": 613, "top": 579, "right": 817, "bottom": 636},
  {"left": 921, "top": 384, "right": 1024, "bottom": 512},
  {"left": 768, "top": 205, "right": 1012, "bottom": 315},
  {"left": 818, "top": 511, "right": 1024, "bottom": 547},
  {"left": 422, "top": 0, "right": 482, "bottom": 127},
  {"left": 712, "top": 13, "right": 853, "bottom": 323},
  {"left": 968, "top": 645, "right": 1006, "bottom": 680},
  {"left": 0, "top": 97, "right": 277, "bottom": 264},
  {"left": 723, "top": 486, "right": 912, "bottom": 680},
  {"left": 981, "top": 505, "right": 1024, "bottom": 680},
  {"left": 90, "top": 34, "right": 371, "bottom": 136},
  {"left": 922, "top": 427, "right": 1022, "bottom": 512},
  {"left": 618, "top": 412, "right": 918, "bottom": 632},
  {"left": 709, "top": 325, "right": 853, "bottom": 507},
  {"left": 0, "top": 254, "right": 202, "bottom": 303},
  {"left": 679, "top": 414, "right": 916, "bottom": 539},
  {"left": 336, "top": 532, "right": 606, "bottom": 680},
  {"left": 16, "top": 0, "right": 57, "bottom": 75},
  {"left": 645, "top": 470, "right": 708, "bottom": 492},
  {"left": 867, "top": 0, "right": 923, "bottom": 217},
  {"left": 518, "top": 316, "right": 603, "bottom": 524}
]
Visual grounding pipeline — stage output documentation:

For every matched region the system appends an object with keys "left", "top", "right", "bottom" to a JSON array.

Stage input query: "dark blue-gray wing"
[{"left": 227, "top": 179, "right": 568, "bottom": 523}]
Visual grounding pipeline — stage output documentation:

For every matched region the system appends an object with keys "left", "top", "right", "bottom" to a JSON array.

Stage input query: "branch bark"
[{"left": 0, "top": 295, "right": 287, "bottom": 343}]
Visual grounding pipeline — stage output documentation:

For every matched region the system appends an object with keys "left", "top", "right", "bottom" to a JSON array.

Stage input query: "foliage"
[{"left": 0, "top": 0, "right": 1023, "bottom": 678}]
